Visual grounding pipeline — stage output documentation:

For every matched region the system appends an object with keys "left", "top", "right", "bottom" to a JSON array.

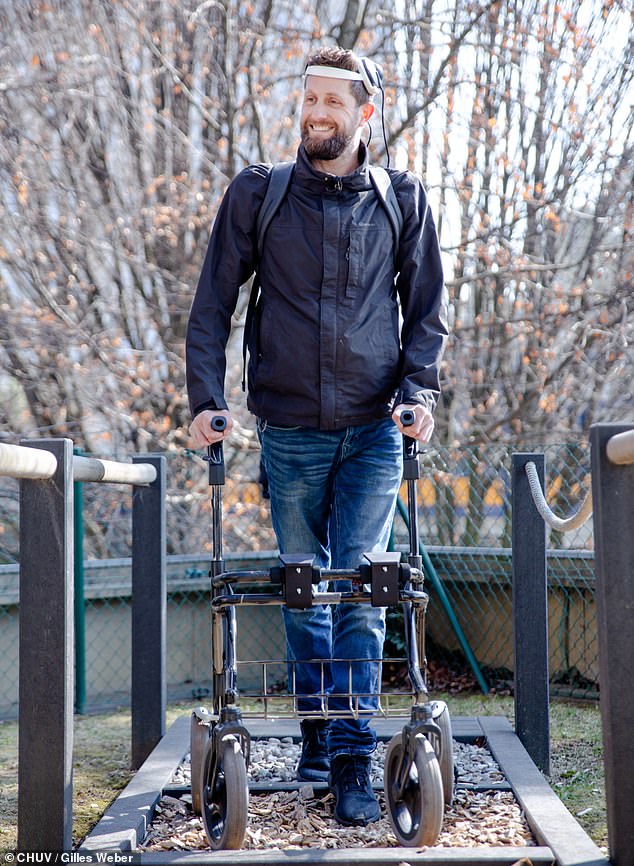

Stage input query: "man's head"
[{"left": 301, "top": 47, "right": 379, "bottom": 164}]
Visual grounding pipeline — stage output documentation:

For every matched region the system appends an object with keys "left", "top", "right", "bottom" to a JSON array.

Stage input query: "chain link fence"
[
  {"left": 0, "top": 441, "right": 596, "bottom": 718},
  {"left": 391, "top": 443, "right": 596, "bottom": 698}
]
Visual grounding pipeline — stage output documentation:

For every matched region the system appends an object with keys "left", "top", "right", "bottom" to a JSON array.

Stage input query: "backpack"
[
  {"left": 255, "top": 161, "right": 403, "bottom": 256},
  {"left": 242, "top": 161, "right": 404, "bottom": 389}
]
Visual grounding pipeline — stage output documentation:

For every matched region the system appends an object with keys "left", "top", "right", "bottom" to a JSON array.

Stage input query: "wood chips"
[{"left": 140, "top": 738, "right": 535, "bottom": 852}]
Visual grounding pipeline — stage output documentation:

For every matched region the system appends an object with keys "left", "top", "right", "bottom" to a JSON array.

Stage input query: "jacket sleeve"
[
  {"left": 186, "top": 165, "right": 270, "bottom": 417},
  {"left": 392, "top": 172, "right": 449, "bottom": 413}
]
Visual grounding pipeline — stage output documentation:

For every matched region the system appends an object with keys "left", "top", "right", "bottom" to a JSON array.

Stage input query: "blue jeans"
[{"left": 258, "top": 418, "right": 402, "bottom": 757}]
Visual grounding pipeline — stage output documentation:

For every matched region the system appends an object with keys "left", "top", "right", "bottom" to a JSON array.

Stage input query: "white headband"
[
  {"left": 303, "top": 64, "right": 380, "bottom": 96},
  {"left": 304, "top": 65, "right": 364, "bottom": 83}
]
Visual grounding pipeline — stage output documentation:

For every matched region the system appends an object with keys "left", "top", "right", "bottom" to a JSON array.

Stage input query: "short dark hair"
[{"left": 305, "top": 46, "right": 369, "bottom": 107}]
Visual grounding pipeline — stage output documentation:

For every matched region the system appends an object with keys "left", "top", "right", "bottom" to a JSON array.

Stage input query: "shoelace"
[{"left": 305, "top": 725, "right": 327, "bottom": 750}]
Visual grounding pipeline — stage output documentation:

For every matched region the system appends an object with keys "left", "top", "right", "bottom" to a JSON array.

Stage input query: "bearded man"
[{"left": 186, "top": 45, "right": 447, "bottom": 826}]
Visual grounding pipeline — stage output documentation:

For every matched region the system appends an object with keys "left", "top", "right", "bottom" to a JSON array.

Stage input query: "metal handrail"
[
  {"left": 0, "top": 441, "right": 156, "bottom": 485},
  {"left": 73, "top": 454, "right": 156, "bottom": 484},
  {"left": 0, "top": 442, "right": 57, "bottom": 479}
]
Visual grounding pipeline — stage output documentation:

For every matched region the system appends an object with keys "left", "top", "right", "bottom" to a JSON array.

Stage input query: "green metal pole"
[
  {"left": 73, "top": 448, "right": 86, "bottom": 714},
  {"left": 396, "top": 496, "right": 489, "bottom": 694}
]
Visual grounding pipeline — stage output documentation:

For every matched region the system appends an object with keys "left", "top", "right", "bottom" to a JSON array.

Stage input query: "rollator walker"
[{"left": 189, "top": 412, "right": 454, "bottom": 849}]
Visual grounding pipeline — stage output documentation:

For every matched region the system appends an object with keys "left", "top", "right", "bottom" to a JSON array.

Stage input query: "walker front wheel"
[
  {"left": 384, "top": 732, "right": 444, "bottom": 847},
  {"left": 200, "top": 734, "right": 249, "bottom": 850}
]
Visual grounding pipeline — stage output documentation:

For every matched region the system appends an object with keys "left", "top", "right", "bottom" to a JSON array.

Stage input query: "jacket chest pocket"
[{"left": 345, "top": 225, "right": 392, "bottom": 299}]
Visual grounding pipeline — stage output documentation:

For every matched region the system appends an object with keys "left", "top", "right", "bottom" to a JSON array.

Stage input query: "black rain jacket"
[{"left": 186, "top": 143, "right": 448, "bottom": 429}]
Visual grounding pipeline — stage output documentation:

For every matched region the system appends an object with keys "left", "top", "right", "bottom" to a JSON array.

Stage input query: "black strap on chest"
[
  {"left": 241, "top": 161, "right": 404, "bottom": 390},
  {"left": 256, "top": 162, "right": 296, "bottom": 258},
  {"left": 368, "top": 165, "right": 403, "bottom": 251}
]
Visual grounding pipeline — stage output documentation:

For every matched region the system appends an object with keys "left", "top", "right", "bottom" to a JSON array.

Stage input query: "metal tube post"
[
  {"left": 400, "top": 410, "right": 422, "bottom": 570},
  {"left": 590, "top": 423, "right": 634, "bottom": 866},
  {"left": 512, "top": 453, "right": 550, "bottom": 775},
  {"left": 131, "top": 454, "right": 166, "bottom": 770},
  {"left": 205, "top": 419, "right": 227, "bottom": 577},
  {"left": 18, "top": 438, "right": 74, "bottom": 851}
]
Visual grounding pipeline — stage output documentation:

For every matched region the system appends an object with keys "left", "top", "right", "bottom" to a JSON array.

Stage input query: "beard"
[{"left": 301, "top": 125, "right": 353, "bottom": 161}]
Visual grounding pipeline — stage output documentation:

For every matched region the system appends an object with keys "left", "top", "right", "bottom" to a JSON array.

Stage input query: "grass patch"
[
  {"left": 0, "top": 695, "right": 607, "bottom": 851},
  {"left": 71, "top": 709, "right": 136, "bottom": 847},
  {"left": 547, "top": 701, "right": 606, "bottom": 847},
  {"left": 0, "top": 720, "right": 18, "bottom": 854},
  {"left": 0, "top": 709, "right": 136, "bottom": 852}
]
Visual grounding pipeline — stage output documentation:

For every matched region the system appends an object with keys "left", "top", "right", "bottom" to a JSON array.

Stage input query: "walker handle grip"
[
  {"left": 400, "top": 409, "right": 420, "bottom": 477},
  {"left": 205, "top": 415, "right": 227, "bottom": 485},
  {"left": 400, "top": 409, "right": 416, "bottom": 427}
]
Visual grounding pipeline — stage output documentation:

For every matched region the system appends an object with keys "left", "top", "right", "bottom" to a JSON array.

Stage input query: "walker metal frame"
[{"left": 190, "top": 413, "right": 453, "bottom": 850}]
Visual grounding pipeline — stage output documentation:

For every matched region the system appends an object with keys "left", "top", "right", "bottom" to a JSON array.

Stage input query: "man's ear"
[{"left": 361, "top": 103, "right": 375, "bottom": 124}]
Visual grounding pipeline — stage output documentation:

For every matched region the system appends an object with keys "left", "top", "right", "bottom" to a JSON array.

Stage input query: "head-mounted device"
[
  {"left": 302, "top": 56, "right": 390, "bottom": 166},
  {"left": 303, "top": 57, "right": 384, "bottom": 97}
]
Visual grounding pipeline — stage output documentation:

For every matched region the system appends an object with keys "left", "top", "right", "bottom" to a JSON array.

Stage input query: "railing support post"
[
  {"left": 590, "top": 423, "right": 634, "bottom": 866},
  {"left": 512, "top": 453, "right": 550, "bottom": 775},
  {"left": 131, "top": 454, "right": 166, "bottom": 770},
  {"left": 18, "top": 438, "right": 74, "bottom": 851}
]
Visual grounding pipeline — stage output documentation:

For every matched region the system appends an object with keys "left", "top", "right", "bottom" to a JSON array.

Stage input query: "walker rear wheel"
[
  {"left": 200, "top": 734, "right": 249, "bottom": 850},
  {"left": 384, "top": 732, "right": 444, "bottom": 847},
  {"left": 433, "top": 701, "right": 455, "bottom": 807},
  {"left": 190, "top": 708, "right": 212, "bottom": 815}
]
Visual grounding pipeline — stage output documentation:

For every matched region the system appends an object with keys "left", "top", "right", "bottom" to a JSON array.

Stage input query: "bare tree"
[
  {"left": 0, "top": 0, "right": 302, "bottom": 454},
  {"left": 0, "top": 0, "right": 631, "bottom": 462},
  {"left": 407, "top": 0, "right": 634, "bottom": 445}
]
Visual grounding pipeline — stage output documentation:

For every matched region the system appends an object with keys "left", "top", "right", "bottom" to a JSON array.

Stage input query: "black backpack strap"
[
  {"left": 368, "top": 165, "right": 403, "bottom": 258},
  {"left": 242, "top": 162, "right": 295, "bottom": 390},
  {"left": 256, "top": 161, "right": 295, "bottom": 258}
]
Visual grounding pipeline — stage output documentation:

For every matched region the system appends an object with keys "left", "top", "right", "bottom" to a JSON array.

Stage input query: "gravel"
[{"left": 140, "top": 737, "right": 535, "bottom": 852}]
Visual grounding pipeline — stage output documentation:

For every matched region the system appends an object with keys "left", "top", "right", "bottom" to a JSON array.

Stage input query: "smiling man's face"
[{"left": 300, "top": 75, "right": 366, "bottom": 161}]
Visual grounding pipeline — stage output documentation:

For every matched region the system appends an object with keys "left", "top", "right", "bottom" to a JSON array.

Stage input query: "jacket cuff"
[
  {"left": 395, "top": 390, "right": 437, "bottom": 413},
  {"left": 192, "top": 398, "right": 227, "bottom": 417}
]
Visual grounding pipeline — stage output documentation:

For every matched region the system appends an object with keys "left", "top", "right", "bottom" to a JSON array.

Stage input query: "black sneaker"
[
  {"left": 297, "top": 719, "right": 330, "bottom": 782},
  {"left": 330, "top": 754, "right": 381, "bottom": 825}
]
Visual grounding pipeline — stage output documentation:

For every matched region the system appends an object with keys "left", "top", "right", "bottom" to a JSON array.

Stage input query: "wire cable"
[{"left": 525, "top": 461, "right": 593, "bottom": 532}]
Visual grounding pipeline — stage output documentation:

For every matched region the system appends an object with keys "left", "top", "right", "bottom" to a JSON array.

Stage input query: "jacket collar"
[{"left": 294, "top": 142, "right": 371, "bottom": 193}]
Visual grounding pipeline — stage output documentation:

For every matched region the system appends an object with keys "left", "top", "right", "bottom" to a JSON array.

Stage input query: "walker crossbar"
[{"left": 210, "top": 562, "right": 424, "bottom": 593}]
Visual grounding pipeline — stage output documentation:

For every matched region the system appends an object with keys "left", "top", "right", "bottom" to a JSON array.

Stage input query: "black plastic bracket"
[
  {"left": 280, "top": 554, "right": 316, "bottom": 609},
  {"left": 364, "top": 551, "right": 402, "bottom": 606}
]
